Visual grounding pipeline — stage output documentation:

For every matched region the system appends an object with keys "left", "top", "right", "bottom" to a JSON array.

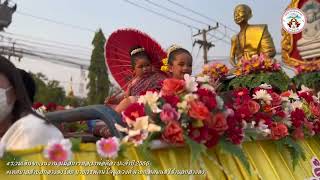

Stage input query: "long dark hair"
[{"left": 0, "top": 56, "right": 34, "bottom": 122}]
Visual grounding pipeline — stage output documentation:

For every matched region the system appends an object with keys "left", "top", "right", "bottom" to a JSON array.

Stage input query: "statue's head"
[{"left": 234, "top": 4, "right": 252, "bottom": 25}]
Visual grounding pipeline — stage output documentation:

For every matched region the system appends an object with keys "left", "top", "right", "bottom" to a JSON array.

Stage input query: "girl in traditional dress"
[{"left": 162, "top": 45, "right": 193, "bottom": 79}]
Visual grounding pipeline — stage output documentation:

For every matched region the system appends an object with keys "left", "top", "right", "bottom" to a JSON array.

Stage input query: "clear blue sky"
[{"left": 4, "top": 0, "right": 292, "bottom": 96}]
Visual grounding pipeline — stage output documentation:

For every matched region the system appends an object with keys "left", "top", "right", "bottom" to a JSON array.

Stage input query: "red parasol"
[{"left": 105, "top": 28, "right": 166, "bottom": 90}]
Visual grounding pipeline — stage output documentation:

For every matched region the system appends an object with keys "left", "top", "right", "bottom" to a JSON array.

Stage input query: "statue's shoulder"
[{"left": 248, "top": 24, "right": 267, "bottom": 31}]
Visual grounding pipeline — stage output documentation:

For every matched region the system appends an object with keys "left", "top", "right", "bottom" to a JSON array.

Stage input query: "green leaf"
[
  {"left": 70, "top": 138, "right": 81, "bottom": 152},
  {"left": 218, "top": 138, "right": 251, "bottom": 174},
  {"left": 184, "top": 135, "right": 207, "bottom": 164},
  {"left": 136, "top": 132, "right": 160, "bottom": 168},
  {"left": 1, "top": 152, "right": 21, "bottom": 170},
  {"left": 144, "top": 104, "right": 153, "bottom": 117},
  {"left": 274, "top": 137, "right": 306, "bottom": 170}
]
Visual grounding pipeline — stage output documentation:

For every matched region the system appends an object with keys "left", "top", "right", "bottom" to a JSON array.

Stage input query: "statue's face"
[{"left": 234, "top": 6, "right": 249, "bottom": 24}]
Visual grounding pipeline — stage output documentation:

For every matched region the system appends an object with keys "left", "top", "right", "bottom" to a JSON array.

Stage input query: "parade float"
[{"left": 2, "top": 1, "right": 320, "bottom": 180}]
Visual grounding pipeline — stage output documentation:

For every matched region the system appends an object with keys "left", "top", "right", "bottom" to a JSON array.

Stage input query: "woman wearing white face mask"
[{"left": 0, "top": 56, "right": 64, "bottom": 150}]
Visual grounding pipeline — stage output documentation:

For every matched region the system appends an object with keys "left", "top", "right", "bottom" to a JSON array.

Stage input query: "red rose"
[
  {"left": 310, "top": 102, "right": 320, "bottom": 118},
  {"left": 161, "top": 78, "right": 185, "bottom": 96},
  {"left": 162, "top": 121, "right": 184, "bottom": 144},
  {"left": 207, "top": 112, "right": 228, "bottom": 135},
  {"left": 298, "top": 92, "right": 314, "bottom": 103},
  {"left": 270, "top": 123, "right": 288, "bottom": 140},
  {"left": 162, "top": 95, "right": 180, "bottom": 108},
  {"left": 247, "top": 100, "right": 260, "bottom": 114},
  {"left": 291, "top": 108, "right": 305, "bottom": 128},
  {"left": 270, "top": 92, "right": 282, "bottom": 106},
  {"left": 292, "top": 128, "right": 304, "bottom": 140},
  {"left": 123, "top": 103, "right": 145, "bottom": 121},
  {"left": 197, "top": 88, "right": 217, "bottom": 110},
  {"left": 32, "top": 102, "right": 44, "bottom": 109},
  {"left": 188, "top": 101, "right": 210, "bottom": 121},
  {"left": 46, "top": 102, "right": 57, "bottom": 112},
  {"left": 189, "top": 126, "right": 220, "bottom": 148}
]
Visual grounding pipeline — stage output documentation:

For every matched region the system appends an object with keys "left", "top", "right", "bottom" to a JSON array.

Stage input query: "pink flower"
[
  {"left": 96, "top": 137, "right": 120, "bottom": 159},
  {"left": 43, "top": 139, "right": 72, "bottom": 162},
  {"left": 160, "top": 103, "right": 180, "bottom": 123},
  {"left": 207, "top": 112, "right": 228, "bottom": 135},
  {"left": 270, "top": 92, "right": 282, "bottom": 106}
]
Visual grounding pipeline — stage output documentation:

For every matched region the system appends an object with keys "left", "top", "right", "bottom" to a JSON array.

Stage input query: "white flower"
[
  {"left": 183, "top": 93, "right": 198, "bottom": 101},
  {"left": 257, "top": 121, "right": 271, "bottom": 137},
  {"left": 288, "top": 90, "right": 300, "bottom": 100},
  {"left": 291, "top": 101, "right": 303, "bottom": 110},
  {"left": 96, "top": 137, "right": 120, "bottom": 159},
  {"left": 312, "top": 92, "right": 320, "bottom": 103},
  {"left": 242, "top": 121, "right": 256, "bottom": 129},
  {"left": 299, "top": 85, "right": 313, "bottom": 93},
  {"left": 196, "top": 75, "right": 210, "bottom": 83},
  {"left": 184, "top": 74, "right": 198, "bottom": 93},
  {"left": 259, "top": 83, "right": 272, "bottom": 89},
  {"left": 200, "top": 84, "right": 215, "bottom": 92},
  {"left": 216, "top": 96, "right": 224, "bottom": 109},
  {"left": 115, "top": 116, "right": 161, "bottom": 146},
  {"left": 0, "top": 142, "right": 5, "bottom": 158},
  {"left": 138, "top": 91, "right": 161, "bottom": 113},
  {"left": 253, "top": 89, "right": 272, "bottom": 104},
  {"left": 283, "top": 118, "right": 292, "bottom": 128},
  {"left": 177, "top": 101, "right": 188, "bottom": 113},
  {"left": 43, "top": 139, "right": 72, "bottom": 162}
]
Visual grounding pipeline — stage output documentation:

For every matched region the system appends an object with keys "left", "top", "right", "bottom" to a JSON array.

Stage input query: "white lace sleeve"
[{"left": 0, "top": 114, "right": 64, "bottom": 150}]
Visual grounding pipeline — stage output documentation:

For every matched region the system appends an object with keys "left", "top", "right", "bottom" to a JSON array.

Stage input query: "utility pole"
[{"left": 193, "top": 23, "right": 219, "bottom": 64}]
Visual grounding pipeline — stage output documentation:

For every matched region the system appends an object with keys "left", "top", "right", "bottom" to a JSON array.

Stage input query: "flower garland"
[{"left": 200, "top": 63, "right": 229, "bottom": 81}]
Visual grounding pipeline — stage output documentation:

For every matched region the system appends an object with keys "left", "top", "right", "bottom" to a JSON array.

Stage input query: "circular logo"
[{"left": 282, "top": 8, "right": 306, "bottom": 34}]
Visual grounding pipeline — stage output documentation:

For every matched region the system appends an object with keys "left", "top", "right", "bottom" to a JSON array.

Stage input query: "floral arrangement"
[
  {"left": 233, "top": 53, "right": 281, "bottom": 76},
  {"left": 227, "top": 84, "right": 320, "bottom": 167},
  {"left": 116, "top": 74, "right": 251, "bottom": 171},
  {"left": 200, "top": 63, "right": 229, "bottom": 81},
  {"left": 294, "top": 62, "right": 320, "bottom": 74}
]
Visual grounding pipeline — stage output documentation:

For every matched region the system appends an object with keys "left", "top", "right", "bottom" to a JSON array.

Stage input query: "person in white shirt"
[{"left": 0, "top": 56, "right": 63, "bottom": 150}]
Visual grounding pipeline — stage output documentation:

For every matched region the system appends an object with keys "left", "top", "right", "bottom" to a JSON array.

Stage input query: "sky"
[{"left": 2, "top": 0, "right": 293, "bottom": 97}]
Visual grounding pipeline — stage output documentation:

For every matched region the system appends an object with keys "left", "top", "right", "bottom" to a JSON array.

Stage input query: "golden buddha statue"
[{"left": 230, "top": 4, "right": 276, "bottom": 66}]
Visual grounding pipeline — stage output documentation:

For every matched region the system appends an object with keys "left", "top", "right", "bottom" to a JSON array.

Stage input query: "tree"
[
  {"left": 87, "top": 29, "right": 111, "bottom": 104},
  {"left": 32, "top": 72, "right": 66, "bottom": 105}
]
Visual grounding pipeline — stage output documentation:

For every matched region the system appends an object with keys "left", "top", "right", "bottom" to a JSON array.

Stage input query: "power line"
[
  {"left": 166, "top": 0, "right": 238, "bottom": 33},
  {"left": 142, "top": 0, "right": 232, "bottom": 40},
  {"left": 0, "top": 35, "right": 91, "bottom": 56},
  {"left": 16, "top": 11, "right": 96, "bottom": 32},
  {"left": 1, "top": 31, "right": 92, "bottom": 50},
  {"left": 122, "top": 0, "right": 199, "bottom": 30}
]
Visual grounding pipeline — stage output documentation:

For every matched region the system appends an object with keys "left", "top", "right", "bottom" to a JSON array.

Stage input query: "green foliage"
[
  {"left": 218, "top": 138, "right": 251, "bottom": 174},
  {"left": 136, "top": 133, "right": 159, "bottom": 168},
  {"left": 32, "top": 72, "right": 87, "bottom": 106},
  {"left": 70, "top": 138, "right": 82, "bottom": 152},
  {"left": 184, "top": 135, "right": 207, "bottom": 164},
  {"left": 32, "top": 72, "right": 66, "bottom": 105},
  {"left": 292, "top": 71, "right": 320, "bottom": 92},
  {"left": 227, "top": 71, "right": 290, "bottom": 92},
  {"left": 274, "top": 137, "right": 306, "bottom": 170},
  {"left": 87, "top": 29, "right": 112, "bottom": 104}
]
